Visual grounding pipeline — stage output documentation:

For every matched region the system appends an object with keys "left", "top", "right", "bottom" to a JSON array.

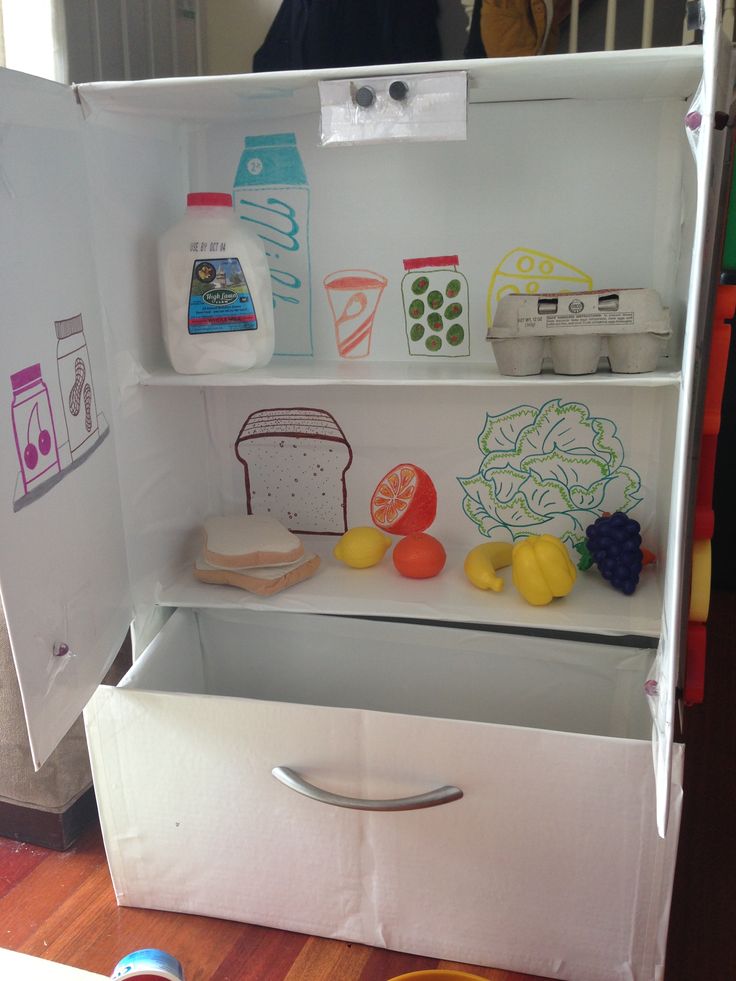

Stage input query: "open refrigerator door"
[
  {"left": 650, "top": 0, "right": 735, "bottom": 836},
  {"left": 0, "top": 69, "right": 132, "bottom": 768}
]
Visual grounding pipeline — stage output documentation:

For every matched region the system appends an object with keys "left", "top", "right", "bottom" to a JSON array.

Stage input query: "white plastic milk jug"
[{"left": 158, "top": 192, "right": 275, "bottom": 374}]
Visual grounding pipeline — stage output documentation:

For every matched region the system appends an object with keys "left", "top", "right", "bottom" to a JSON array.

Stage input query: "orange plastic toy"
[
  {"left": 392, "top": 532, "right": 446, "bottom": 579},
  {"left": 370, "top": 463, "right": 437, "bottom": 535},
  {"left": 388, "top": 972, "right": 488, "bottom": 981}
]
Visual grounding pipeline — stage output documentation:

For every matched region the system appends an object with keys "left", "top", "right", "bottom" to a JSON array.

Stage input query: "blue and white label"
[
  {"left": 111, "top": 948, "right": 184, "bottom": 980},
  {"left": 187, "top": 258, "right": 257, "bottom": 335}
]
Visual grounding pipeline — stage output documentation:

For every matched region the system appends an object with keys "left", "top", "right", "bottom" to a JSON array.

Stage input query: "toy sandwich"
[{"left": 194, "top": 515, "right": 320, "bottom": 596}]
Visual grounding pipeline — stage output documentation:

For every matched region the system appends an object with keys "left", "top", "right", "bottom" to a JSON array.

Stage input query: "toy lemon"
[{"left": 333, "top": 527, "right": 392, "bottom": 569}]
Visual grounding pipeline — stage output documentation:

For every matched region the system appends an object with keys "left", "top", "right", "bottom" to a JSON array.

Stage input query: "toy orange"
[
  {"left": 370, "top": 463, "right": 437, "bottom": 535},
  {"left": 393, "top": 532, "right": 446, "bottom": 579}
]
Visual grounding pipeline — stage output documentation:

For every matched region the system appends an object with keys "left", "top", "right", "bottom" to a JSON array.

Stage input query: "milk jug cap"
[{"left": 187, "top": 192, "right": 233, "bottom": 208}]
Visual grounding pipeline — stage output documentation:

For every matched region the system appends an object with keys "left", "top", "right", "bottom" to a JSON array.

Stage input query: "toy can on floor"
[
  {"left": 111, "top": 948, "right": 184, "bottom": 980},
  {"left": 388, "top": 972, "right": 488, "bottom": 980}
]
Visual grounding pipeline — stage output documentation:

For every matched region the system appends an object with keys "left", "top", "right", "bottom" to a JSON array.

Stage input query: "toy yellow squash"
[{"left": 512, "top": 534, "right": 577, "bottom": 606}]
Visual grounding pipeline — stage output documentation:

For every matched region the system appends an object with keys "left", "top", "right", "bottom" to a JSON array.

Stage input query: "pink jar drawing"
[{"left": 11, "top": 363, "right": 61, "bottom": 494}]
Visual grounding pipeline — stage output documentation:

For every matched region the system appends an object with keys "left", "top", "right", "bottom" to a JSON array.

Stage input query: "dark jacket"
[{"left": 253, "top": 0, "right": 442, "bottom": 72}]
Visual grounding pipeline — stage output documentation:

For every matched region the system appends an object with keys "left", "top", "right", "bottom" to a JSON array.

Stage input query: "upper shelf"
[
  {"left": 76, "top": 47, "right": 703, "bottom": 125},
  {"left": 139, "top": 359, "right": 681, "bottom": 388}
]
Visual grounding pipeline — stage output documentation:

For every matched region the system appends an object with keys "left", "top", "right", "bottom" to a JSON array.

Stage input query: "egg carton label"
[
  {"left": 538, "top": 311, "right": 636, "bottom": 329},
  {"left": 490, "top": 288, "right": 670, "bottom": 339}
]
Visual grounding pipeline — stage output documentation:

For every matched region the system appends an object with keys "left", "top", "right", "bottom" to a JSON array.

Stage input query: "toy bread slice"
[
  {"left": 194, "top": 553, "right": 321, "bottom": 596},
  {"left": 202, "top": 515, "right": 305, "bottom": 569}
]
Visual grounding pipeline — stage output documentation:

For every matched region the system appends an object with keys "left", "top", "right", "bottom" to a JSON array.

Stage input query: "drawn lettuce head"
[{"left": 458, "top": 399, "right": 642, "bottom": 545}]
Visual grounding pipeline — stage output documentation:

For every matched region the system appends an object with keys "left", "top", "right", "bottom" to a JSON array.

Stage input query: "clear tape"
[{"left": 319, "top": 71, "right": 467, "bottom": 147}]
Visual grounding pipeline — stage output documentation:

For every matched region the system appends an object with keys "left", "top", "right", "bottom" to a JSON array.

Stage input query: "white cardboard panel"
[
  {"left": 75, "top": 47, "right": 704, "bottom": 124},
  {"left": 0, "top": 950, "right": 105, "bottom": 981},
  {"left": 195, "top": 97, "right": 687, "bottom": 369},
  {"left": 214, "top": 383, "right": 674, "bottom": 555},
  {"left": 159, "top": 540, "right": 664, "bottom": 638},
  {"left": 123, "top": 609, "right": 654, "bottom": 740},
  {"left": 65, "top": 71, "right": 689, "bottom": 649},
  {"left": 81, "top": 115, "right": 185, "bottom": 380},
  {"left": 139, "top": 361, "right": 683, "bottom": 387},
  {"left": 0, "top": 70, "right": 131, "bottom": 767},
  {"left": 76, "top": 94, "right": 691, "bottom": 374},
  {"left": 0, "top": 35, "right": 719, "bottom": 851},
  {"left": 86, "top": 631, "right": 683, "bottom": 981},
  {"left": 79, "top": 117, "right": 211, "bottom": 648},
  {"left": 137, "top": 382, "right": 677, "bottom": 637}
]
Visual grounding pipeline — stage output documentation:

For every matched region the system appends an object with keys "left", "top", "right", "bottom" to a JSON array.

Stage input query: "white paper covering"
[{"left": 86, "top": 607, "right": 683, "bottom": 981}]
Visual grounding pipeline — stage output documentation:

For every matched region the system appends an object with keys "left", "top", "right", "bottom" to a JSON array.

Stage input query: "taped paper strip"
[{"left": 319, "top": 71, "right": 467, "bottom": 146}]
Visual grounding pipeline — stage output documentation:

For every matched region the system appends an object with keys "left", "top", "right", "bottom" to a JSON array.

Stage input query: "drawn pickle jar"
[
  {"left": 55, "top": 314, "right": 98, "bottom": 461},
  {"left": 402, "top": 256, "right": 470, "bottom": 357}
]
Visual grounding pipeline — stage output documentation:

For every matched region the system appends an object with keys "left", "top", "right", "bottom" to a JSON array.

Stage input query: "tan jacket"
[{"left": 480, "top": 0, "right": 558, "bottom": 57}]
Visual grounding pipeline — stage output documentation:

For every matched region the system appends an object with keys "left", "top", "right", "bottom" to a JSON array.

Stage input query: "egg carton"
[{"left": 487, "top": 288, "right": 671, "bottom": 375}]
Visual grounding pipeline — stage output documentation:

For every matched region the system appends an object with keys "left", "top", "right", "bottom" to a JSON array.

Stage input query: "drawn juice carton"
[{"left": 234, "top": 133, "right": 311, "bottom": 356}]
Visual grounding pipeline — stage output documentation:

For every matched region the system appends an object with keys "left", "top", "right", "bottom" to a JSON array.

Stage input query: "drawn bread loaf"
[{"left": 235, "top": 408, "right": 353, "bottom": 534}]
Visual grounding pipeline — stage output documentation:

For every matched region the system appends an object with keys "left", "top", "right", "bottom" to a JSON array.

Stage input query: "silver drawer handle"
[{"left": 272, "top": 766, "right": 463, "bottom": 812}]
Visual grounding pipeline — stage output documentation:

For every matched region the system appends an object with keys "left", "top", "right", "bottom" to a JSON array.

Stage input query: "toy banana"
[
  {"left": 512, "top": 534, "right": 577, "bottom": 606},
  {"left": 463, "top": 541, "right": 514, "bottom": 592}
]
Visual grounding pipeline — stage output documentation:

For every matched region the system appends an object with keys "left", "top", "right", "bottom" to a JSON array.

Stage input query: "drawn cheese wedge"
[{"left": 487, "top": 247, "right": 593, "bottom": 326}]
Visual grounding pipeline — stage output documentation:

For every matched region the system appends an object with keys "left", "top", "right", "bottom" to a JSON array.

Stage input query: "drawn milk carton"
[{"left": 234, "top": 134, "right": 312, "bottom": 356}]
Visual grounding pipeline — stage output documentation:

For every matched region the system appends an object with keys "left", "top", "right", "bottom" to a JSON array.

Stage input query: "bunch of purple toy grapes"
[{"left": 585, "top": 512, "right": 643, "bottom": 595}]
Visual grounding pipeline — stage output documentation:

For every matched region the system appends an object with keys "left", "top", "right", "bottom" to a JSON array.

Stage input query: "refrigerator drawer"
[{"left": 85, "top": 608, "right": 683, "bottom": 981}]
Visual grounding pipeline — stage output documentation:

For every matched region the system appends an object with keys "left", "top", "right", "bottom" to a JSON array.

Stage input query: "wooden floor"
[
  {"left": 0, "top": 827, "right": 540, "bottom": 981},
  {"left": 0, "top": 592, "right": 734, "bottom": 981}
]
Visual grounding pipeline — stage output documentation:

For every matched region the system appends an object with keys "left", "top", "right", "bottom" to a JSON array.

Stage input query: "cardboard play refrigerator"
[{"left": 0, "top": 4, "right": 732, "bottom": 978}]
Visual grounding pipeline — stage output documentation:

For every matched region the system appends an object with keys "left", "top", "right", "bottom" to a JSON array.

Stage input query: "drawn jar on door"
[
  {"left": 10, "top": 363, "right": 60, "bottom": 496},
  {"left": 55, "top": 314, "right": 98, "bottom": 461},
  {"left": 402, "top": 255, "right": 470, "bottom": 357}
]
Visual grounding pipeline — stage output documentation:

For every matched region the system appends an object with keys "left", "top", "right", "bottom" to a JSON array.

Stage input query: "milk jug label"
[{"left": 187, "top": 258, "right": 258, "bottom": 335}]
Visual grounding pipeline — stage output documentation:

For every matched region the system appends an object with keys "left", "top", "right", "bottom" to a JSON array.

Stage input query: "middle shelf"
[{"left": 157, "top": 537, "right": 662, "bottom": 640}]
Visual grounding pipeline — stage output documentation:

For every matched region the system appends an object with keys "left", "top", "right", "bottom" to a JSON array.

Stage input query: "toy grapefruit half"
[{"left": 370, "top": 463, "right": 437, "bottom": 535}]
